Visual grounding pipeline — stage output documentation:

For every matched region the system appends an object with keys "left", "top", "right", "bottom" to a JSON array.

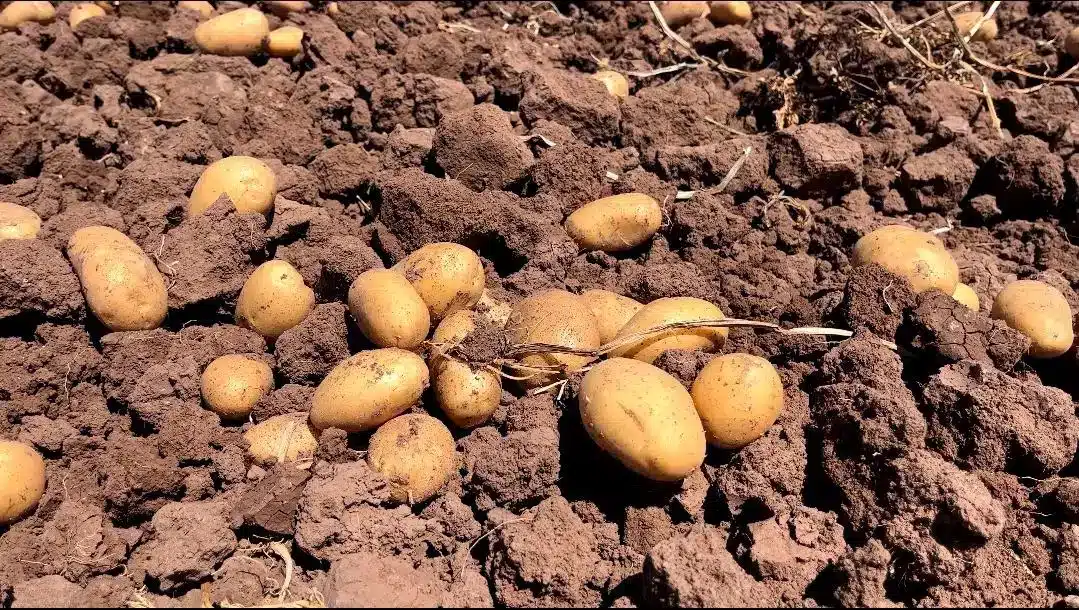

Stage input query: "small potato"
[
  {"left": 348, "top": 269, "right": 431, "bottom": 349},
  {"left": 266, "top": 0, "right": 309, "bottom": 17},
  {"left": 954, "top": 10, "right": 998, "bottom": 42},
  {"left": 188, "top": 156, "right": 277, "bottom": 216},
  {"left": 709, "top": 1, "right": 751, "bottom": 25},
  {"left": 177, "top": 1, "right": 214, "bottom": 19},
  {"left": 990, "top": 280, "right": 1074, "bottom": 358},
  {"left": 244, "top": 412, "right": 319, "bottom": 466},
  {"left": 690, "top": 354, "right": 783, "bottom": 449},
  {"left": 579, "top": 358, "right": 706, "bottom": 481},
  {"left": 394, "top": 242, "right": 485, "bottom": 321},
  {"left": 68, "top": 226, "right": 168, "bottom": 331},
  {"left": 235, "top": 260, "right": 315, "bottom": 341},
  {"left": 591, "top": 70, "right": 629, "bottom": 99},
  {"left": 0, "top": 440, "right": 46, "bottom": 525},
  {"left": 477, "top": 289, "right": 512, "bottom": 327},
  {"left": 368, "top": 414, "right": 456, "bottom": 504},
  {"left": 0, "top": 1, "right": 56, "bottom": 29},
  {"left": 506, "top": 290, "right": 602, "bottom": 387},
  {"left": 952, "top": 282, "right": 980, "bottom": 312},
  {"left": 851, "top": 225, "right": 959, "bottom": 294},
  {"left": 1067, "top": 26, "right": 1079, "bottom": 59},
  {"left": 0, "top": 201, "right": 41, "bottom": 240},
  {"left": 266, "top": 25, "right": 303, "bottom": 57},
  {"left": 201, "top": 354, "right": 274, "bottom": 420},
  {"left": 608, "top": 297, "right": 727, "bottom": 364},
  {"left": 660, "top": 1, "right": 709, "bottom": 27},
  {"left": 69, "top": 3, "right": 105, "bottom": 29},
  {"left": 309, "top": 348, "right": 430, "bottom": 432},
  {"left": 581, "top": 289, "right": 643, "bottom": 344},
  {"left": 431, "top": 310, "right": 502, "bottom": 429},
  {"left": 565, "top": 193, "right": 663, "bottom": 253},
  {"left": 194, "top": 7, "right": 270, "bottom": 56}
]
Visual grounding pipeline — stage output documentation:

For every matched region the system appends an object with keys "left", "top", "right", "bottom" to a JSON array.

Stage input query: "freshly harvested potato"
[
  {"left": 235, "top": 260, "right": 314, "bottom": 341},
  {"left": 608, "top": 297, "right": 727, "bottom": 364},
  {"left": 0, "top": 1, "right": 56, "bottom": 29},
  {"left": 67, "top": 226, "right": 168, "bottom": 331},
  {"left": 244, "top": 412, "right": 319, "bottom": 465},
  {"left": 565, "top": 193, "right": 663, "bottom": 253},
  {"left": 851, "top": 225, "right": 959, "bottom": 294},
  {"left": 309, "top": 348, "right": 430, "bottom": 432},
  {"left": 591, "top": 70, "right": 629, "bottom": 99},
  {"left": 394, "top": 242, "right": 485, "bottom": 321},
  {"left": 431, "top": 310, "right": 502, "bottom": 429},
  {"left": 0, "top": 201, "right": 41, "bottom": 240},
  {"left": 368, "top": 414, "right": 456, "bottom": 504},
  {"left": 194, "top": 7, "right": 269, "bottom": 56},
  {"left": 581, "top": 289, "right": 643, "bottom": 344},
  {"left": 954, "top": 10, "right": 998, "bottom": 42},
  {"left": 952, "top": 282, "right": 980, "bottom": 312},
  {"left": 266, "top": 0, "right": 309, "bottom": 17},
  {"left": 201, "top": 354, "right": 274, "bottom": 420},
  {"left": 990, "top": 280, "right": 1074, "bottom": 358},
  {"left": 348, "top": 269, "right": 431, "bottom": 349},
  {"left": 0, "top": 440, "right": 46, "bottom": 525},
  {"left": 1068, "top": 26, "right": 1079, "bottom": 59},
  {"left": 477, "top": 289, "right": 512, "bottom": 327},
  {"left": 506, "top": 290, "right": 601, "bottom": 387},
  {"left": 579, "top": 358, "right": 706, "bottom": 481},
  {"left": 266, "top": 25, "right": 303, "bottom": 57},
  {"left": 177, "top": 1, "right": 214, "bottom": 18},
  {"left": 69, "top": 2, "right": 105, "bottom": 28},
  {"left": 660, "top": 1, "right": 708, "bottom": 27},
  {"left": 690, "top": 354, "right": 783, "bottom": 449},
  {"left": 709, "top": 1, "right": 752, "bottom": 25},
  {"left": 188, "top": 156, "right": 277, "bottom": 216}
]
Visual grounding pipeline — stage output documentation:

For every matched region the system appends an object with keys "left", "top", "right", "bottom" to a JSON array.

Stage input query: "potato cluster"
[
  {"left": 659, "top": 1, "right": 752, "bottom": 28},
  {"left": 193, "top": 6, "right": 305, "bottom": 58}
]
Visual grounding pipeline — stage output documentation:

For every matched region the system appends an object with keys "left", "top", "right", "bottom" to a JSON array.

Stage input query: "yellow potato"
[
  {"left": 188, "top": 156, "right": 277, "bottom": 216},
  {"left": 368, "top": 414, "right": 456, "bottom": 504},
  {"left": 244, "top": 412, "right": 319, "bottom": 466},
  {"left": 581, "top": 289, "right": 644, "bottom": 344},
  {"left": 0, "top": 1, "right": 56, "bottom": 29},
  {"left": 394, "top": 242, "right": 485, "bottom": 321},
  {"left": 591, "top": 70, "right": 629, "bottom": 99},
  {"left": 565, "top": 193, "right": 663, "bottom": 253},
  {"left": 1067, "top": 26, "right": 1079, "bottom": 59},
  {"left": 505, "top": 289, "right": 601, "bottom": 387},
  {"left": 235, "top": 260, "right": 314, "bottom": 341},
  {"left": 660, "top": 1, "right": 709, "bottom": 27},
  {"left": 68, "top": 2, "right": 104, "bottom": 29},
  {"left": 952, "top": 282, "right": 980, "bottom": 312},
  {"left": 690, "top": 354, "right": 783, "bottom": 449},
  {"left": 579, "top": 358, "right": 706, "bottom": 481},
  {"left": 347, "top": 269, "right": 431, "bottom": 349},
  {"left": 431, "top": 310, "right": 502, "bottom": 429},
  {"left": 851, "top": 225, "right": 959, "bottom": 294},
  {"left": 309, "top": 348, "right": 430, "bottom": 432},
  {"left": 67, "top": 226, "right": 168, "bottom": 331},
  {"left": 266, "top": 0, "right": 309, "bottom": 17},
  {"left": 194, "top": 7, "right": 270, "bottom": 57},
  {"left": 990, "top": 280, "right": 1074, "bottom": 359},
  {"left": 709, "top": 1, "right": 752, "bottom": 25},
  {"left": 608, "top": 297, "right": 727, "bottom": 364},
  {"left": 266, "top": 25, "right": 303, "bottom": 57},
  {"left": 477, "top": 289, "right": 512, "bottom": 327},
  {"left": 954, "top": 10, "right": 997, "bottom": 42},
  {"left": 0, "top": 440, "right": 46, "bottom": 525},
  {"left": 327, "top": 2, "right": 339, "bottom": 16},
  {"left": 201, "top": 354, "right": 274, "bottom": 420},
  {"left": 0, "top": 201, "right": 41, "bottom": 240},
  {"left": 177, "top": 1, "right": 213, "bottom": 19}
]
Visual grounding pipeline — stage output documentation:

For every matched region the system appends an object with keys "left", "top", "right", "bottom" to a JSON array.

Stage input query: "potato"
[
  {"left": 394, "top": 242, "right": 485, "bottom": 321},
  {"left": 660, "top": 1, "right": 708, "bottom": 27},
  {"left": 368, "top": 414, "right": 456, "bottom": 504},
  {"left": 591, "top": 70, "right": 629, "bottom": 99},
  {"left": 565, "top": 193, "right": 663, "bottom": 253},
  {"left": 431, "top": 310, "right": 502, "bottom": 429},
  {"left": 0, "top": 201, "right": 41, "bottom": 240},
  {"left": 266, "top": 1, "right": 309, "bottom": 17},
  {"left": 309, "top": 348, "right": 430, "bottom": 432},
  {"left": 348, "top": 269, "right": 431, "bottom": 349},
  {"left": 201, "top": 354, "right": 274, "bottom": 420},
  {"left": 0, "top": 1, "right": 56, "bottom": 29},
  {"left": 0, "top": 440, "right": 46, "bottom": 525},
  {"left": 266, "top": 25, "right": 303, "bottom": 57},
  {"left": 690, "top": 354, "right": 783, "bottom": 449},
  {"left": 709, "top": 1, "right": 752, "bottom": 25},
  {"left": 68, "top": 226, "right": 168, "bottom": 331},
  {"left": 851, "top": 225, "right": 959, "bottom": 294},
  {"left": 608, "top": 297, "right": 727, "bottom": 364},
  {"left": 579, "top": 358, "right": 705, "bottom": 481},
  {"left": 194, "top": 7, "right": 270, "bottom": 56},
  {"left": 69, "top": 3, "right": 105, "bottom": 28},
  {"left": 952, "top": 282, "right": 980, "bottom": 312},
  {"left": 1068, "top": 26, "right": 1079, "bottom": 59},
  {"left": 477, "top": 289, "right": 512, "bottom": 327},
  {"left": 188, "top": 156, "right": 277, "bottom": 216},
  {"left": 581, "top": 289, "right": 643, "bottom": 344},
  {"left": 244, "top": 412, "right": 319, "bottom": 466},
  {"left": 177, "top": 1, "right": 213, "bottom": 19},
  {"left": 506, "top": 290, "right": 601, "bottom": 387},
  {"left": 235, "top": 260, "right": 314, "bottom": 341},
  {"left": 990, "top": 280, "right": 1074, "bottom": 358},
  {"left": 954, "top": 10, "right": 997, "bottom": 42}
]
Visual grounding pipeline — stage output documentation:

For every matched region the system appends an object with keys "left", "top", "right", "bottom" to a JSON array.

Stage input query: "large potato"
[
  {"left": 0, "top": 201, "right": 41, "bottom": 240},
  {"left": 0, "top": 440, "right": 46, "bottom": 525},
  {"left": 348, "top": 269, "right": 431, "bottom": 349},
  {"left": 266, "top": 25, "right": 303, "bottom": 57},
  {"left": 565, "top": 193, "right": 663, "bottom": 253},
  {"left": 506, "top": 290, "right": 601, "bottom": 387},
  {"left": 194, "top": 7, "right": 270, "bottom": 56},
  {"left": 245, "top": 412, "right": 319, "bottom": 465},
  {"left": 659, "top": 1, "right": 708, "bottom": 27},
  {"left": 394, "top": 243, "right": 486, "bottom": 321},
  {"left": 188, "top": 156, "right": 277, "bottom": 216},
  {"left": 581, "top": 289, "right": 644, "bottom": 344},
  {"left": 235, "top": 260, "right": 315, "bottom": 341},
  {"left": 201, "top": 354, "right": 274, "bottom": 420},
  {"left": 431, "top": 310, "right": 502, "bottom": 429},
  {"left": 579, "top": 358, "right": 706, "bottom": 481},
  {"left": 69, "top": 3, "right": 105, "bottom": 28},
  {"left": 68, "top": 226, "right": 168, "bottom": 331},
  {"left": 0, "top": 1, "right": 55, "bottom": 29},
  {"left": 851, "top": 225, "right": 959, "bottom": 294},
  {"left": 368, "top": 414, "right": 456, "bottom": 504},
  {"left": 309, "top": 348, "right": 430, "bottom": 432},
  {"left": 690, "top": 354, "right": 783, "bottom": 449},
  {"left": 608, "top": 297, "right": 727, "bottom": 364},
  {"left": 990, "top": 280, "right": 1074, "bottom": 358}
]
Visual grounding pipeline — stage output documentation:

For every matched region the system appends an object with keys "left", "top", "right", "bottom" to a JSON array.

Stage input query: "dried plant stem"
[
  {"left": 710, "top": 147, "right": 753, "bottom": 195},
  {"left": 626, "top": 62, "right": 705, "bottom": 78},
  {"left": 647, "top": 1, "right": 707, "bottom": 63},
  {"left": 896, "top": 1, "right": 972, "bottom": 33}
]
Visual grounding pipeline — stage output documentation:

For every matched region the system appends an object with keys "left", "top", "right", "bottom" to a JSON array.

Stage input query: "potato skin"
[
  {"left": 201, "top": 354, "right": 274, "bottom": 420},
  {"left": 591, "top": 70, "right": 629, "bottom": 99},
  {"left": 177, "top": 1, "right": 214, "bottom": 18},
  {"left": 69, "top": 3, "right": 105, "bottom": 29},
  {"left": 660, "top": 1, "right": 709, "bottom": 27},
  {"left": 1068, "top": 27, "right": 1079, "bottom": 59},
  {"left": 188, "top": 156, "right": 277, "bottom": 216},
  {"left": 309, "top": 348, "right": 430, "bottom": 432},
  {"left": 431, "top": 311, "right": 502, "bottom": 428},
  {"left": 851, "top": 225, "right": 959, "bottom": 294},
  {"left": 506, "top": 290, "right": 601, "bottom": 387},
  {"left": 691, "top": 354, "right": 783, "bottom": 449},
  {"left": 954, "top": 10, "right": 997, "bottom": 42},
  {"left": 394, "top": 242, "right": 485, "bottom": 321},
  {"left": 244, "top": 412, "right": 319, "bottom": 465},
  {"left": 0, "top": 201, "right": 42, "bottom": 240},
  {"left": 952, "top": 282, "right": 980, "bottom": 312},
  {"left": 990, "top": 280, "right": 1074, "bottom": 358},
  {"left": 195, "top": 7, "right": 270, "bottom": 56},
  {"left": 581, "top": 289, "right": 644, "bottom": 344},
  {"left": 0, "top": 440, "right": 46, "bottom": 525},
  {"left": 608, "top": 297, "right": 727, "bottom": 364},
  {"left": 565, "top": 193, "right": 663, "bottom": 253},
  {"left": 67, "top": 226, "right": 168, "bottom": 331},
  {"left": 266, "top": 25, "right": 303, "bottom": 57},
  {"left": 579, "top": 358, "right": 706, "bottom": 481},
  {"left": 368, "top": 414, "right": 456, "bottom": 504},
  {"left": 709, "top": 1, "right": 752, "bottom": 25},
  {"left": 235, "top": 260, "right": 314, "bottom": 341},
  {"left": 0, "top": 1, "right": 55, "bottom": 29},
  {"left": 348, "top": 269, "right": 431, "bottom": 349}
]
